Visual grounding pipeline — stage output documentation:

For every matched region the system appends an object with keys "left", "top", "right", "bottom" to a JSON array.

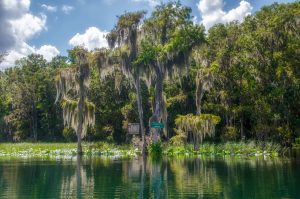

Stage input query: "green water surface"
[{"left": 0, "top": 156, "right": 299, "bottom": 199}]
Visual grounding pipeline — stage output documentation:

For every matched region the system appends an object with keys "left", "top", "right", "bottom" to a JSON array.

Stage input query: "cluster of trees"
[{"left": 0, "top": 1, "right": 299, "bottom": 147}]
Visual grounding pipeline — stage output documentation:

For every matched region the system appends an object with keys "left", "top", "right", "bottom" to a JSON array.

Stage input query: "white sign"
[{"left": 128, "top": 123, "right": 140, "bottom": 135}]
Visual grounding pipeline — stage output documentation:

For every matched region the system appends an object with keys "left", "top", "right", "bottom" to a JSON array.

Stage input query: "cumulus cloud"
[
  {"left": 36, "top": 45, "right": 60, "bottom": 61},
  {"left": 69, "top": 27, "right": 108, "bottom": 50},
  {"left": 1, "top": 42, "right": 34, "bottom": 68},
  {"left": 62, "top": 5, "right": 74, "bottom": 14},
  {"left": 41, "top": 4, "right": 57, "bottom": 12},
  {"left": 132, "top": 0, "right": 160, "bottom": 7},
  {"left": 11, "top": 13, "right": 47, "bottom": 39},
  {"left": 1, "top": 43, "right": 60, "bottom": 68},
  {"left": 0, "top": 0, "right": 32, "bottom": 51},
  {"left": 197, "top": 0, "right": 253, "bottom": 30},
  {"left": 0, "top": 0, "right": 59, "bottom": 69}
]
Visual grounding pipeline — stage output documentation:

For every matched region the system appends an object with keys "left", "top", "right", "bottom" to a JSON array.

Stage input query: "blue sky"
[{"left": 0, "top": 0, "right": 295, "bottom": 68}]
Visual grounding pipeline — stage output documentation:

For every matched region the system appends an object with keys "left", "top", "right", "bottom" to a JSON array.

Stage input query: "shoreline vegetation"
[{"left": 0, "top": 141, "right": 287, "bottom": 159}]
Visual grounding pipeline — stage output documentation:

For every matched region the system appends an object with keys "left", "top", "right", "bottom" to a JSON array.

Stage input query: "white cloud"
[
  {"left": 1, "top": 42, "right": 34, "bottom": 68},
  {"left": 132, "top": 0, "right": 159, "bottom": 7},
  {"left": 0, "top": 0, "right": 60, "bottom": 69},
  {"left": 62, "top": 5, "right": 74, "bottom": 14},
  {"left": 1, "top": 0, "right": 30, "bottom": 17},
  {"left": 224, "top": 1, "right": 253, "bottom": 22},
  {"left": 69, "top": 27, "right": 108, "bottom": 50},
  {"left": 10, "top": 13, "right": 47, "bottom": 40},
  {"left": 41, "top": 4, "right": 57, "bottom": 12},
  {"left": 0, "top": 43, "right": 60, "bottom": 68},
  {"left": 197, "top": 0, "right": 253, "bottom": 30},
  {"left": 36, "top": 45, "right": 60, "bottom": 61}
]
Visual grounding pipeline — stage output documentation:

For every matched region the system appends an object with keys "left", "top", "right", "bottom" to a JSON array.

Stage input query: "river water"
[{"left": 0, "top": 155, "right": 299, "bottom": 199}]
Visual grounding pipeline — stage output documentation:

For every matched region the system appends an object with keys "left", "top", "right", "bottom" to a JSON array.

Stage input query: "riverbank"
[
  {"left": 0, "top": 142, "right": 138, "bottom": 159},
  {"left": 0, "top": 141, "right": 285, "bottom": 159},
  {"left": 163, "top": 141, "right": 282, "bottom": 157}
]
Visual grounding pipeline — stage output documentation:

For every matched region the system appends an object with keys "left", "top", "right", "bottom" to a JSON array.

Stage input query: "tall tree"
[
  {"left": 106, "top": 11, "right": 148, "bottom": 153},
  {"left": 55, "top": 48, "right": 95, "bottom": 154},
  {"left": 5, "top": 55, "right": 48, "bottom": 141},
  {"left": 135, "top": 2, "right": 205, "bottom": 142}
]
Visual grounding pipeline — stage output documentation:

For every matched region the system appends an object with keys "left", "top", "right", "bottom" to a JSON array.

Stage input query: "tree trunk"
[
  {"left": 240, "top": 115, "right": 244, "bottom": 140},
  {"left": 152, "top": 67, "right": 164, "bottom": 143},
  {"left": 135, "top": 78, "right": 146, "bottom": 155},
  {"left": 32, "top": 102, "right": 38, "bottom": 142},
  {"left": 193, "top": 133, "right": 200, "bottom": 151},
  {"left": 77, "top": 68, "right": 85, "bottom": 155},
  {"left": 196, "top": 81, "right": 203, "bottom": 115}
]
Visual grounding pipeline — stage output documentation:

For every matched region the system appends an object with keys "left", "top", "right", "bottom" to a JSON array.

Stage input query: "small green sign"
[{"left": 150, "top": 122, "right": 164, "bottom": 128}]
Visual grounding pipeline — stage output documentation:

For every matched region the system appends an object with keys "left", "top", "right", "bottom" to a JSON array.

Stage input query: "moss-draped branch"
[{"left": 175, "top": 114, "right": 221, "bottom": 145}]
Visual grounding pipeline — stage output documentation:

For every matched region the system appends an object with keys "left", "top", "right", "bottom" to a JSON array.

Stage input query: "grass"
[{"left": 0, "top": 141, "right": 284, "bottom": 159}]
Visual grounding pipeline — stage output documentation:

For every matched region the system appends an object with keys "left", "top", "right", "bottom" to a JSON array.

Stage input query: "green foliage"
[
  {"left": 170, "top": 129, "right": 186, "bottom": 146},
  {"left": 175, "top": 114, "right": 221, "bottom": 149},
  {"left": 295, "top": 137, "right": 300, "bottom": 145},
  {"left": 148, "top": 141, "right": 163, "bottom": 156},
  {"left": 175, "top": 114, "right": 221, "bottom": 134},
  {"left": 221, "top": 126, "right": 239, "bottom": 142},
  {"left": 276, "top": 125, "right": 293, "bottom": 145},
  {"left": 0, "top": 142, "right": 138, "bottom": 158},
  {"left": 0, "top": 54, "right": 64, "bottom": 141},
  {"left": 62, "top": 128, "right": 76, "bottom": 142},
  {"left": 0, "top": 1, "right": 299, "bottom": 148},
  {"left": 164, "top": 141, "right": 282, "bottom": 157},
  {"left": 133, "top": 40, "right": 160, "bottom": 66}
]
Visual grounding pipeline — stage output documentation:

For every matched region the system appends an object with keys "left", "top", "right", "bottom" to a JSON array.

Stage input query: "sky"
[{"left": 0, "top": 0, "right": 296, "bottom": 69}]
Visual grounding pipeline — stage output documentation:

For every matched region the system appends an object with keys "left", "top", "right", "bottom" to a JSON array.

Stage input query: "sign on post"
[
  {"left": 150, "top": 122, "right": 164, "bottom": 129},
  {"left": 128, "top": 123, "right": 140, "bottom": 135}
]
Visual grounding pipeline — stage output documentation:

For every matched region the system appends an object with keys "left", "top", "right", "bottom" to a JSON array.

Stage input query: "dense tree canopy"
[{"left": 0, "top": 2, "right": 299, "bottom": 147}]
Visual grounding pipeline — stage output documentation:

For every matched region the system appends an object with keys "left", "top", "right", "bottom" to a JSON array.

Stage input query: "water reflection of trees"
[
  {"left": 167, "top": 157, "right": 222, "bottom": 198},
  {"left": 0, "top": 157, "right": 299, "bottom": 198},
  {"left": 220, "top": 157, "right": 298, "bottom": 199},
  {"left": 60, "top": 156, "right": 94, "bottom": 198},
  {"left": 0, "top": 160, "right": 76, "bottom": 198}
]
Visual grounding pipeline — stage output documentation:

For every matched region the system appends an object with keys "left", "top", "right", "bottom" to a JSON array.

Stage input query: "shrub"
[
  {"left": 276, "top": 125, "right": 293, "bottom": 145},
  {"left": 170, "top": 129, "right": 186, "bottom": 146},
  {"left": 148, "top": 141, "right": 162, "bottom": 156}
]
